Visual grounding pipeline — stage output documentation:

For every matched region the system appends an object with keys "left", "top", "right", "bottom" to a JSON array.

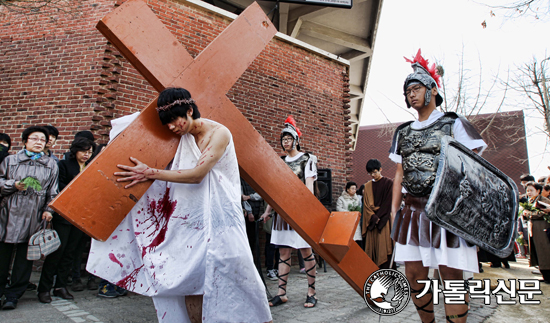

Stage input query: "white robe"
[{"left": 87, "top": 128, "right": 271, "bottom": 323}]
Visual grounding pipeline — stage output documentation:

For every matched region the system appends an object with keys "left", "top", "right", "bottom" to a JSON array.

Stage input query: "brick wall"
[
  {"left": 0, "top": 1, "right": 115, "bottom": 150},
  {"left": 1, "top": 0, "right": 350, "bottom": 209}
]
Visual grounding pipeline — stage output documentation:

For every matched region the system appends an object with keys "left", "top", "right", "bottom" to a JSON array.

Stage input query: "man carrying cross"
[{"left": 86, "top": 88, "right": 272, "bottom": 323}]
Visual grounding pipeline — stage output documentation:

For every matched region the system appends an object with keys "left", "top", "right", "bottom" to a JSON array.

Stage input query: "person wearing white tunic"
[
  {"left": 389, "top": 50, "right": 487, "bottom": 323},
  {"left": 86, "top": 88, "right": 272, "bottom": 323},
  {"left": 259, "top": 116, "right": 318, "bottom": 308}
]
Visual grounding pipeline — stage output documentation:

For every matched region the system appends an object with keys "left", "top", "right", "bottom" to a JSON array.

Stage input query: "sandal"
[
  {"left": 303, "top": 253, "right": 317, "bottom": 308},
  {"left": 446, "top": 309, "right": 468, "bottom": 323},
  {"left": 410, "top": 287, "right": 435, "bottom": 323},
  {"left": 269, "top": 294, "right": 288, "bottom": 307},
  {"left": 446, "top": 300, "right": 469, "bottom": 323},
  {"left": 269, "top": 256, "right": 290, "bottom": 307},
  {"left": 304, "top": 293, "right": 317, "bottom": 308}
]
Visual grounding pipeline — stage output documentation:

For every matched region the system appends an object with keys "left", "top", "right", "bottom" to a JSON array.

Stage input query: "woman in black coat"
[
  {"left": 0, "top": 133, "right": 11, "bottom": 165},
  {"left": 37, "top": 138, "right": 96, "bottom": 303}
]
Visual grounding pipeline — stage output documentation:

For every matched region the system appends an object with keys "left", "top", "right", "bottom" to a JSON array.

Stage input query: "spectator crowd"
[
  {"left": 1, "top": 123, "right": 548, "bottom": 315},
  {"left": 0, "top": 127, "right": 126, "bottom": 311}
]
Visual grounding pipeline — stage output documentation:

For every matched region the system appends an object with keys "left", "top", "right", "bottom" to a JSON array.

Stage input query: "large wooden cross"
[{"left": 50, "top": 0, "right": 377, "bottom": 296}]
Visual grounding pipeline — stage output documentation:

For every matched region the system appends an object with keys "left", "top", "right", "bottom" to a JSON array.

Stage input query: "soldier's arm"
[
  {"left": 391, "top": 163, "right": 404, "bottom": 224},
  {"left": 260, "top": 204, "right": 273, "bottom": 222},
  {"left": 305, "top": 177, "right": 315, "bottom": 194},
  {"left": 115, "top": 127, "right": 231, "bottom": 188}
]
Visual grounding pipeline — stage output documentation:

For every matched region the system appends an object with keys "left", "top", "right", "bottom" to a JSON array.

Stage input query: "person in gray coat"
[{"left": 0, "top": 126, "right": 58, "bottom": 310}]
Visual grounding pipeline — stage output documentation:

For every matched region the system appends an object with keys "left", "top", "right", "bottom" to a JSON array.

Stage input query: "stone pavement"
[{"left": 0, "top": 258, "right": 548, "bottom": 322}]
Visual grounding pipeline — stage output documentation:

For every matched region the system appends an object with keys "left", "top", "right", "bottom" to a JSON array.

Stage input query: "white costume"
[
  {"left": 270, "top": 152, "right": 316, "bottom": 249},
  {"left": 87, "top": 118, "right": 271, "bottom": 323},
  {"left": 389, "top": 110, "right": 487, "bottom": 273}
]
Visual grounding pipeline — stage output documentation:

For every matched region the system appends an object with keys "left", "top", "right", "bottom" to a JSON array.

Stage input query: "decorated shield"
[{"left": 425, "top": 136, "right": 518, "bottom": 258}]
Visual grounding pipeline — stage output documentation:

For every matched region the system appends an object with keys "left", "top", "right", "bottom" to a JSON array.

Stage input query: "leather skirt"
[{"left": 391, "top": 195, "right": 461, "bottom": 249}]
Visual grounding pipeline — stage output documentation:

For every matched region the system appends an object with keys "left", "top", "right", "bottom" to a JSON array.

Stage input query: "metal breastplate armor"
[
  {"left": 273, "top": 153, "right": 310, "bottom": 231},
  {"left": 398, "top": 115, "right": 456, "bottom": 197},
  {"left": 285, "top": 153, "right": 310, "bottom": 184}
]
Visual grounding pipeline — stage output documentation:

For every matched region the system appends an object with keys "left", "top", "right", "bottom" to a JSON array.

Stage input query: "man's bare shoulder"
[
  {"left": 208, "top": 122, "right": 231, "bottom": 141},
  {"left": 200, "top": 121, "right": 231, "bottom": 150}
]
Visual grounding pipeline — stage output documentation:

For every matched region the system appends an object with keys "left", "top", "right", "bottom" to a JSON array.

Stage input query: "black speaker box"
[{"left": 317, "top": 168, "right": 332, "bottom": 208}]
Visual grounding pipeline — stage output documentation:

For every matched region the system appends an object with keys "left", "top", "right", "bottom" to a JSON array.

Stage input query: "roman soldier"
[{"left": 389, "top": 50, "right": 487, "bottom": 323}]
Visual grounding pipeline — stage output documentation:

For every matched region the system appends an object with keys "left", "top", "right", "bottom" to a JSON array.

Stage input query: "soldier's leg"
[
  {"left": 269, "top": 247, "right": 290, "bottom": 306},
  {"left": 405, "top": 261, "right": 434, "bottom": 323},
  {"left": 300, "top": 247, "right": 317, "bottom": 308},
  {"left": 439, "top": 265, "right": 468, "bottom": 323}
]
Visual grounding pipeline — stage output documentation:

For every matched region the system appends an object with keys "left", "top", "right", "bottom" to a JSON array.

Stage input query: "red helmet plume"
[
  {"left": 404, "top": 49, "right": 441, "bottom": 88},
  {"left": 284, "top": 116, "right": 302, "bottom": 138}
]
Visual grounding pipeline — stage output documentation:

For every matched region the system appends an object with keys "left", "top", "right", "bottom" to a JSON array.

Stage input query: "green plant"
[
  {"left": 348, "top": 204, "right": 361, "bottom": 212},
  {"left": 21, "top": 177, "right": 42, "bottom": 191},
  {"left": 519, "top": 201, "right": 550, "bottom": 224}
]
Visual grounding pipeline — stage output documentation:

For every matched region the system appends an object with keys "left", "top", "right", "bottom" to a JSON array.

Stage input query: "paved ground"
[{"left": 0, "top": 258, "right": 548, "bottom": 322}]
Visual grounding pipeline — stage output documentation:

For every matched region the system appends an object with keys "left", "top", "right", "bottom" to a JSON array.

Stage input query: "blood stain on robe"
[
  {"left": 109, "top": 253, "right": 124, "bottom": 268},
  {"left": 140, "top": 187, "right": 177, "bottom": 257},
  {"left": 117, "top": 264, "right": 144, "bottom": 290}
]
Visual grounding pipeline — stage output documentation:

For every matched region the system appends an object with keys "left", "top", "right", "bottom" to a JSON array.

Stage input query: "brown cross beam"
[{"left": 49, "top": 0, "right": 378, "bottom": 296}]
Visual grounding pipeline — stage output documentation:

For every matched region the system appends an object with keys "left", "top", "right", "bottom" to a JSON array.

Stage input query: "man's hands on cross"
[
  {"left": 115, "top": 157, "right": 155, "bottom": 189},
  {"left": 115, "top": 119, "right": 231, "bottom": 188}
]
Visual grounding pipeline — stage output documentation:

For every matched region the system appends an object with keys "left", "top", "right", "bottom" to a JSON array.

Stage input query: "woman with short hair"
[
  {"left": 0, "top": 126, "right": 58, "bottom": 310},
  {"left": 37, "top": 137, "right": 96, "bottom": 303},
  {"left": 336, "top": 181, "right": 362, "bottom": 243}
]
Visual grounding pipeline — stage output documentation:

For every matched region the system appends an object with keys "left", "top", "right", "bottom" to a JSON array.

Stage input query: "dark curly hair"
[
  {"left": 157, "top": 88, "right": 200, "bottom": 125},
  {"left": 43, "top": 125, "right": 59, "bottom": 138},
  {"left": 69, "top": 138, "right": 96, "bottom": 160},
  {"left": 525, "top": 181, "right": 542, "bottom": 194},
  {"left": 345, "top": 181, "right": 357, "bottom": 190},
  {"left": 366, "top": 159, "right": 382, "bottom": 173},
  {"left": 21, "top": 126, "right": 49, "bottom": 145}
]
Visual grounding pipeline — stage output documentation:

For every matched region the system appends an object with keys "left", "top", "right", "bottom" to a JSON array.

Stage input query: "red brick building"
[
  {"left": 351, "top": 110, "right": 530, "bottom": 191},
  {"left": 0, "top": 0, "right": 353, "bottom": 206}
]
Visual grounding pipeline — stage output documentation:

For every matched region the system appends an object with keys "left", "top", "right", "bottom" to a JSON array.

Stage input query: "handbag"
[{"left": 27, "top": 220, "right": 61, "bottom": 261}]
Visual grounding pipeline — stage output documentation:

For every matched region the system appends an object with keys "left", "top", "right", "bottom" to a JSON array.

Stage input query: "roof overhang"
[{"left": 182, "top": 0, "right": 384, "bottom": 149}]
